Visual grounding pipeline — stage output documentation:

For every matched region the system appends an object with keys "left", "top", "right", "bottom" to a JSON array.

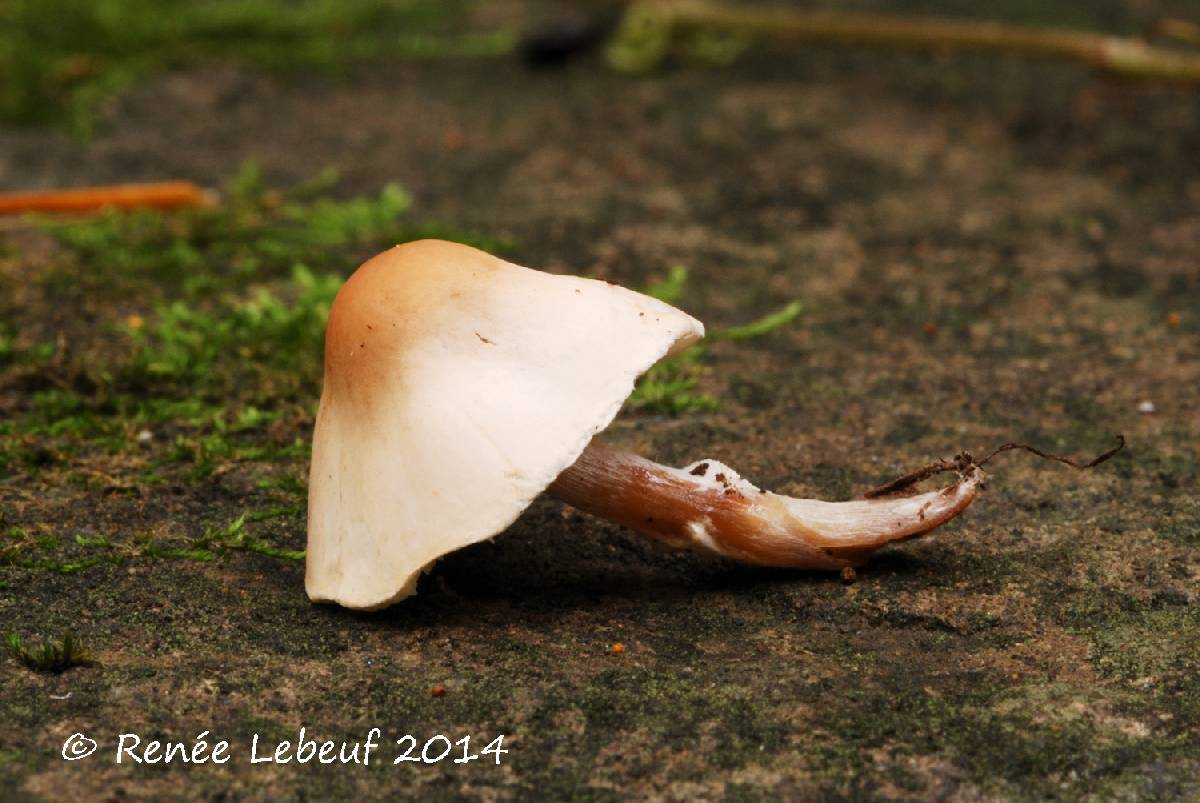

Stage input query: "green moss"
[
  {"left": 627, "top": 347, "right": 719, "bottom": 416},
  {"left": 628, "top": 269, "right": 801, "bottom": 415},
  {"left": 256, "top": 472, "right": 307, "bottom": 497},
  {"left": 0, "top": 326, "right": 55, "bottom": 372},
  {"left": 643, "top": 264, "right": 690, "bottom": 304},
  {"left": 0, "top": 165, "right": 504, "bottom": 486},
  {"left": 1, "top": 499, "right": 305, "bottom": 577},
  {"left": 197, "top": 512, "right": 305, "bottom": 561},
  {"left": 6, "top": 629, "right": 96, "bottom": 673},
  {"left": 139, "top": 544, "right": 216, "bottom": 562},
  {"left": 124, "top": 263, "right": 341, "bottom": 397}
]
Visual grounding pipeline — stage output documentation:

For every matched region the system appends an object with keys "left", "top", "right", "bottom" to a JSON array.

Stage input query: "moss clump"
[{"left": 6, "top": 630, "right": 96, "bottom": 673}]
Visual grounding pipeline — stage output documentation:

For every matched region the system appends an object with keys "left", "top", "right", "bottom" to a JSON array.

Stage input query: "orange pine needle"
[{"left": 0, "top": 181, "right": 212, "bottom": 216}]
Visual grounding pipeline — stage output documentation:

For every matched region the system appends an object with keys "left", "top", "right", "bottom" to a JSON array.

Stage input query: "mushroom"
[{"left": 306, "top": 240, "right": 982, "bottom": 609}]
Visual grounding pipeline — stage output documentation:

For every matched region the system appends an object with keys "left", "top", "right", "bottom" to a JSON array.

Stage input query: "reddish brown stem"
[{"left": 549, "top": 440, "right": 982, "bottom": 570}]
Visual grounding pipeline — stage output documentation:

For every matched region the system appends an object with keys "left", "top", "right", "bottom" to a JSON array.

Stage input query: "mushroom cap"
[{"left": 306, "top": 240, "right": 705, "bottom": 609}]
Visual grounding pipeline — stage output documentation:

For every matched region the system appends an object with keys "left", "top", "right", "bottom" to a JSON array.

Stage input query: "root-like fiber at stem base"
[{"left": 864, "top": 435, "right": 1124, "bottom": 499}]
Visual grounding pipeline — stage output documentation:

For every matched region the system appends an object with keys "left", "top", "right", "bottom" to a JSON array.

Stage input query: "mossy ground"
[{"left": 2, "top": 1, "right": 1199, "bottom": 799}]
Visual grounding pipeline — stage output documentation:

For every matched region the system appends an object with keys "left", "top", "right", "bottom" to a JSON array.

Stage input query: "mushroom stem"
[{"left": 548, "top": 440, "right": 984, "bottom": 569}]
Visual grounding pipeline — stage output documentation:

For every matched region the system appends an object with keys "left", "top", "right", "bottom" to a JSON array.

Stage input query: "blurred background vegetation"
[
  {"left": 0, "top": 0, "right": 511, "bottom": 133},
  {"left": 4, "top": 0, "right": 1194, "bottom": 135}
]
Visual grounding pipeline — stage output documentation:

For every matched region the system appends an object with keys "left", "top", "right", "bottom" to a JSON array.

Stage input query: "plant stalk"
[{"left": 655, "top": 1, "right": 1200, "bottom": 85}]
